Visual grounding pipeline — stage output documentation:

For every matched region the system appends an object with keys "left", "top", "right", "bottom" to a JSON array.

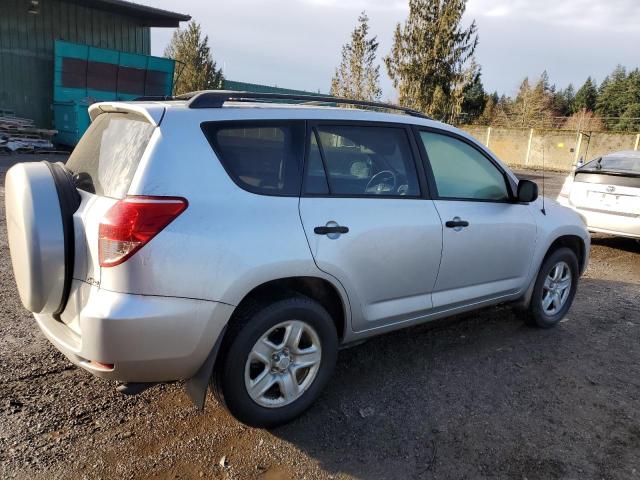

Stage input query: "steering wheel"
[{"left": 365, "top": 170, "right": 397, "bottom": 194}]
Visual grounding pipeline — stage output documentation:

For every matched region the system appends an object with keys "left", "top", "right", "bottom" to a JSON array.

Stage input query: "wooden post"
[
  {"left": 525, "top": 128, "right": 534, "bottom": 166},
  {"left": 635, "top": 134, "right": 640, "bottom": 151},
  {"left": 485, "top": 126, "right": 491, "bottom": 148}
]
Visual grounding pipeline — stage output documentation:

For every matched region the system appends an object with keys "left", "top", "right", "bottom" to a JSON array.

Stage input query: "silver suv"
[{"left": 5, "top": 92, "right": 590, "bottom": 427}]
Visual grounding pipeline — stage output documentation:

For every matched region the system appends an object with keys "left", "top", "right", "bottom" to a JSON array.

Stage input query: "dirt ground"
[{"left": 1, "top": 158, "right": 639, "bottom": 479}]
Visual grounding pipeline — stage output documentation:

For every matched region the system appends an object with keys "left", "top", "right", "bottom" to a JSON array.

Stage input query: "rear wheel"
[
  {"left": 213, "top": 296, "right": 338, "bottom": 428},
  {"left": 524, "top": 247, "right": 579, "bottom": 328}
]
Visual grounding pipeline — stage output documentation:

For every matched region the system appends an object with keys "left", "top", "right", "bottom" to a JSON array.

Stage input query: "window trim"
[
  {"left": 200, "top": 119, "right": 306, "bottom": 197},
  {"left": 413, "top": 126, "right": 518, "bottom": 204},
  {"left": 301, "top": 120, "right": 431, "bottom": 200}
]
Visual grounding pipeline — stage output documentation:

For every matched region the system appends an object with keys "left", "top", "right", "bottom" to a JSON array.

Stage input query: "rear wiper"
[{"left": 595, "top": 158, "right": 603, "bottom": 170}]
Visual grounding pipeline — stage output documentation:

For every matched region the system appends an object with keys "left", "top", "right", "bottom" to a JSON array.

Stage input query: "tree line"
[
  {"left": 164, "top": 2, "right": 640, "bottom": 133},
  {"left": 461, "top": 67, "right": 640, "bottom": 132}
]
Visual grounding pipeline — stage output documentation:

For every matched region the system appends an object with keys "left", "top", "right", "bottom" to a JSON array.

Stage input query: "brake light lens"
[{"left": 99, "top": 196, "right": 188, "bottom": 267}]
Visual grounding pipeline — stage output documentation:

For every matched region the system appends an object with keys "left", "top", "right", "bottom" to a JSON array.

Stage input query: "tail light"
[{"left": 99, "top": 196, "right": 188, "bottom": 267}]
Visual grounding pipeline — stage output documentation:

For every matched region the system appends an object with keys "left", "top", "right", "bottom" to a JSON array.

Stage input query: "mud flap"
[{"left": 185, "top": 326, "right": 226, "bottom": 410}]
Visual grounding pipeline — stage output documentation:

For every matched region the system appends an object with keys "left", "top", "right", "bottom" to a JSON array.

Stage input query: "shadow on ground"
[{"left": 270, "top": 277, "right": 640, "bottom": 479}]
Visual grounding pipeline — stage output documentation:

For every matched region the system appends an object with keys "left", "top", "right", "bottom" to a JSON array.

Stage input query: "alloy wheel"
[{"left": 244, "top": 320, "right": 322, "bottom": 408}]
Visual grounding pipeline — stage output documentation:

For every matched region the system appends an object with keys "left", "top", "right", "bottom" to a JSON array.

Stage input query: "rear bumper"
[
  {"left": 34, "top": 284, "right": 234, "bottom": 383},
  {"left": 558, "top": 197, "right": 640, "bottom": 239}
]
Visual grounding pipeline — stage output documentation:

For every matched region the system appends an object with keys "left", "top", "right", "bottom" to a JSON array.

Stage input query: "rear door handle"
[
  {"left": 445, "top": 217, "right": 469, "bottom": 228},
  {"left": 314, "top": 225, "right": 349, "bottom": 235}
]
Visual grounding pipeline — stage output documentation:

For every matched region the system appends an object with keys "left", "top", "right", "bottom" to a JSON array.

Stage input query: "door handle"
[
  {"left": 314, "top": 225, "right": 349, "bottom": 235},
  {"left": 445, "top": 218, "right": 469, "bottom": 228}
]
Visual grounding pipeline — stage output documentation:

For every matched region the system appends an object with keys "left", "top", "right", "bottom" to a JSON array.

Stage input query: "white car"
[
  {"left": 5, "top": 91, "right": 590, "bottom": 427},
  {"left": 558, "top": 151, "right": 640, "bottom": 239}
]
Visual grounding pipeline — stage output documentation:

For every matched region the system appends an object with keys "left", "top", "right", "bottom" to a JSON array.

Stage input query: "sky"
[{"left": 141, "top": 0, "right": 640, "bottom": 100}]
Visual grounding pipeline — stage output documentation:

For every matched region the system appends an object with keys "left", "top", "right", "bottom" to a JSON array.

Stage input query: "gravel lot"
[{"left": 1, "top": 158, "right": 639, "bottom": 479}]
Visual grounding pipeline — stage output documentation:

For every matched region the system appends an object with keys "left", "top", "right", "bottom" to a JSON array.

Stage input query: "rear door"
[
  {"left": 298, "top": 122, "right": 443, "bottom": 332},
  {"left": 61, "top": 111, "right": 156, "bottom": 324},
  {"left": 415, "top": 129, "right": 537, "bottom": 308}
]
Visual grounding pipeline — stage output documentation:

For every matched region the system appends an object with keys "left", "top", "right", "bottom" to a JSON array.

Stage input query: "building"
[
  {"left": 223, "top": 80, "right": 322, "bottom": 96},
  {"left": 0, "top": 0, "right": 190, "bottom": 127}
]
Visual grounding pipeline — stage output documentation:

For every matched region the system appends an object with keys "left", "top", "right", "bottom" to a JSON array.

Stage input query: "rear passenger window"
[
  {"left": 306, "top": 125, "right": 420, "bottom": 197},
  {"left": 202, "top": 122, "right": 305, "bottom": 196}
]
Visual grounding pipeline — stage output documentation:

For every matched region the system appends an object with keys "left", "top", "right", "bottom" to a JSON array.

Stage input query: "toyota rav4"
[{"left": 5, "top": 91, "right": 590, "bottom": 427}]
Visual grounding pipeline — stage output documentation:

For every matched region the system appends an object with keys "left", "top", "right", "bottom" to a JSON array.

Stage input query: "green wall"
[{"left": 0, "top": 0, "right": 151, "bottom": 127}]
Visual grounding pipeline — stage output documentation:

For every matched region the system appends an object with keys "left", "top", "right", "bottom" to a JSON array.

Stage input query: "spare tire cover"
[{"left": 5, "top": 162, "right": 73, "bottom": 314}]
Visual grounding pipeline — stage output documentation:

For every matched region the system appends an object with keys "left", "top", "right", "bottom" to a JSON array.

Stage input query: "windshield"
[{"left": 66, "top": 112, "right": 155, "bottom": 198}]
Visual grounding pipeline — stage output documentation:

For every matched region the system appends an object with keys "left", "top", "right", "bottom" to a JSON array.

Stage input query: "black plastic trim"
[
  {"left": 575, "top": 171, "right": 640, "bottom": 188},
  {"left": 44, "top": 162, "right": 81, "bottom": 317}
]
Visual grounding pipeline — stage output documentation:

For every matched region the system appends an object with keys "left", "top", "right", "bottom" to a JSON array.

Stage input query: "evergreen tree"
[
  {"left": 572, "top": 77, "right": 598, "bottom": 113},
  {"left": 330, "top": 12, "right": 382, "bottom": 101},
  {"left": 617, "top": 103, "right": 640, "bottom": 132},
  {"left": 384, "top": 0, "right": 478, "bottom": 119},
  {"left": 165, "top": 21, "right": 224, "bottom": 95},
  {"left": 596, "top": 65, "right": 628, "bottom": 129},
  {"left": 551, "top": 84, "right": 575, "bottom": 117},
  {"left": 460, "top": 70, "right": 486, "bottom": 123}
]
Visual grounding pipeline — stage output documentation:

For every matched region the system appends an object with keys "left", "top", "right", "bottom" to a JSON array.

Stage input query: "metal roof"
[{"left": 66, "top": 0, "right": 191, "bottom": 27}]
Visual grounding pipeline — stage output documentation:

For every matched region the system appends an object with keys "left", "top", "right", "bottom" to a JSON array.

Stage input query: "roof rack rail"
[{"left": 154, "top": 90, "right": 431, "bottom": 119}]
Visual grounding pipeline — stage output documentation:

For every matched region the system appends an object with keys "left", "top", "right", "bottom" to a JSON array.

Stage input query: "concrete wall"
[{"left": 460, "top": 125, "right": 640, "bottom": 171}]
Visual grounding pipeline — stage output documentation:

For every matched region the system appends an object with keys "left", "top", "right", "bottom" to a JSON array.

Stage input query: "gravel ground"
[{"left": 1, "top": 158, "right": 639, "bottom": 479}]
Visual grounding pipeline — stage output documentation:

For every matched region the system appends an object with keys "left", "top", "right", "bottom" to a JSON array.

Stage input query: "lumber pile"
[{"left": 0, "top": 110, "right": 60, "bottom": 154}]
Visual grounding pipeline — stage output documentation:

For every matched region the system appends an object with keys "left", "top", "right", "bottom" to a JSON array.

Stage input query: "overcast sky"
[{"left": 142, "top": 0, "right": 640, "bottom": 99}]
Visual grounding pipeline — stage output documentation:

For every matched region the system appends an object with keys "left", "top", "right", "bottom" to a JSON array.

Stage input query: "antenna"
[{"left": 541, "top": 144, "right": 547, "bottom": 215}]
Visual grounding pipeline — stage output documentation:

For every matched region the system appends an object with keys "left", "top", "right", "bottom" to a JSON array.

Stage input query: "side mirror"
[{"left": 517, "top": 179, "right": 538, "bottom": 203}]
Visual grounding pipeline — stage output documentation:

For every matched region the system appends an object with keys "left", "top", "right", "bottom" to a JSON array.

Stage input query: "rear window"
[
  {"left": 66, "top": 112, "right": 154, "bottom": 198},
  {"left": 583, "top": 156, "right": 640, "bottom": 174},
  {"left": 201, "top": 121, "right": 305, "bottom": 196}
]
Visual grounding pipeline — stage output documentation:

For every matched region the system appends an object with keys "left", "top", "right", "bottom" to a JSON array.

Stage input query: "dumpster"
[{"left": 52, "top": 40, "right": 175, "bottom": 146}]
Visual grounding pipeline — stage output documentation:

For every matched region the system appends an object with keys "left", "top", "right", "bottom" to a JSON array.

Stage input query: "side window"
[
  {"left": 304, "top": 131, "right": 330, "bottom": 194},
  {"left": 201, "top": 122, "right": 304, "bottom": 195},
  {"left": 419, "top": 131, "right": 509, "bottom": 201},
  {"left": 306, "top": 125, "right": 420, "bottom": 197}
]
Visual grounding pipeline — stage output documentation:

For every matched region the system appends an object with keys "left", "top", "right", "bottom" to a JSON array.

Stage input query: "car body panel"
[
  {"left": 431, "top": 200, "right": 538, "bottom": 307},
  {"left": 299, "top": 197, "right": 443, "bottom": 332}
]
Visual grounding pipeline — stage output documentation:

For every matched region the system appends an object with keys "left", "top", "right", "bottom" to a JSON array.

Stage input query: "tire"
[
  {"left": 5, "top": 161, "right": 79, "bottom": 314},
  {"left": 524, "top": 247, "right": 579, "bottom": 328},
  {"left": 213, "top": 295, "right": 338, "bottom": 428}
]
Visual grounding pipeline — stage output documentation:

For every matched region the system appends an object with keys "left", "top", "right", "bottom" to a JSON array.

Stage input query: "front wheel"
[
  {"left": 213, "top": 296, "right": 338, "bottom": 428},
  {"left": 524, "top": 247, "right": 579, "bottom": 328}
]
